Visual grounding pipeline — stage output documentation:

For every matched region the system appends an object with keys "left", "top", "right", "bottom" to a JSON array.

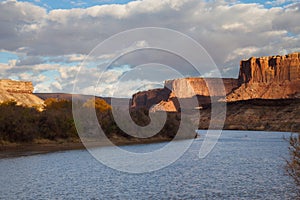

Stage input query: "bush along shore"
[{"left": 0, "top": 98, "right": 195, "bottom": 158}]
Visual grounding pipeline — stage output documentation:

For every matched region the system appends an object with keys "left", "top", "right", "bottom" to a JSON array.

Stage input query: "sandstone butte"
[
  {"left": 131, "top": 52, "right": 300, "bottom": 112},
  {"left": 0, "top": 79, "right": 44, "bottom": 109}
]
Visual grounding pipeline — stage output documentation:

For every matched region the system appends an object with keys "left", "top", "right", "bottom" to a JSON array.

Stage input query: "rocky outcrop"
[
  {"left": 0, "top": 79, "right": 34, "bottom": 93},
  {"left": 228, "top": 52, "right": 300, "bottom": 100},
  {"left": 131, "top": 52, "right": 300, "bottom": 111},
  {"left": 238, "top": 52, "right": 300, "bottom": 84},
  {"left": 0, "top": 79, "right": 44, "bottom": 109},
  {"left": 131, "top": 88, "right": 171, "bottom": 110}
]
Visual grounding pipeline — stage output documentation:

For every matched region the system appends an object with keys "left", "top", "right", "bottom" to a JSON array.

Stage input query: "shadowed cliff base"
[{"left": 197, "top": 98, "right": 300, "bottom": 132}]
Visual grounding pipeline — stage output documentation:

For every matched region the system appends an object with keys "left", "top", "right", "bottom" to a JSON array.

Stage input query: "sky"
[{"left": 0, "top": 0, "right": 299, "bottom": 97}]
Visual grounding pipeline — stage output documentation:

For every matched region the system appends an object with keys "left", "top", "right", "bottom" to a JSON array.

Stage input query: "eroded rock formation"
[
  {"left": 0, "top": 79, "right": 44, "bottom": 109},
  {"left": 228, "top": 52, "right": 300, "bottom": 100},
  {"left": 131, "top": 52, "right": 300, "bottom": 111},
  {"left": 131, "top": 88, "right": 172, "bottom": 110},
  {"left": 238, "top": 52, "right": 300, "bottom": 84}
]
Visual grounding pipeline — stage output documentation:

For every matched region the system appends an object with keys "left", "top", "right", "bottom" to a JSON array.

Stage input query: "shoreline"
[
  {"left": 0, "top": 141, "right": 86, "bottom": 159},
  {"left": 0, "top": 137, "right": 174, "bottom": 159},
  {"left": 0, "top": 129, "right": 295, "bottom": 159}
]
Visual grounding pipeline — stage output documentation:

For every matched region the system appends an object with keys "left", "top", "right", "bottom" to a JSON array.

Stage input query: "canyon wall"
[
  {"left": 238, "top": 52, "right": 300, "bottom": 84},
  {"left": 165, "top": 78, "right": 239, "bottom": 98},
  {"left": 0, "top": 79, "right": 44, "bottom": 109},
  {"left": 228, "top": 52, "right": 300, "bottom": 100},
  {"left": 131, "top": 52, "right": 300, "bottom": 111}
]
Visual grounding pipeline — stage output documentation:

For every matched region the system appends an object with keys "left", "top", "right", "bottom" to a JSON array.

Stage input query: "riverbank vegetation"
[
  {"left": 0, "top": 99, "right": 77, "bottom": 143},
  {"left": 0, "top": 98, "right": 189, "bottom": 145}
]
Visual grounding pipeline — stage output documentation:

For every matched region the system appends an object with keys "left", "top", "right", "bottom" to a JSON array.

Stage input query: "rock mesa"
[
  {"left": 228, "top": 52, "right": 300, "bottom": 100},
  {"left": 131, "top": 52, "right": 300, "bottom": 111}
]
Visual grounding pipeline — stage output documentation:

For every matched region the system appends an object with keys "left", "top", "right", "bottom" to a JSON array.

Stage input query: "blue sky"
[
  {"left": 18, "top": 0, "right": 136, "bottom": 10},
  {"left": 0, "top": 0, "right": 299, "bottom": 96}
]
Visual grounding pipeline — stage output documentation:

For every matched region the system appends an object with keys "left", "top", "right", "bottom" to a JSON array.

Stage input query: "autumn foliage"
[{"left": 0, "top": 97, "right": 189, "bottom": 144}]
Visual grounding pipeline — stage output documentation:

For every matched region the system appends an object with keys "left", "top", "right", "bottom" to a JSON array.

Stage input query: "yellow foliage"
[
  {"left": 44, "top": 98, "right": 59, "bottom": 106},
  {"left": 83, "top": 98, "right": 111, "bottom": 112},
  {"left": 44, "top": 98, "right": 71, "bottom": 110}
]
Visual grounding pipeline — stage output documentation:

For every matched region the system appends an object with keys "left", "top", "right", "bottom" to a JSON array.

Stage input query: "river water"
[{"left": 0, "top": 130, "right": 298, "bottom": 199}]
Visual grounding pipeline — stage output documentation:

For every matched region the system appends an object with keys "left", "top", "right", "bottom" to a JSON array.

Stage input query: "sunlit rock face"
[
  {"left": 131, "top": 52, "right": 300, "bottom": 112},
  {"left": 165, "top": 78, "right": 239, "bottom": 98},
  {"left": 238, "top": 52, "right": 300, "bottom": 84},
  {"left": 0, "top": 79, "right": 34, "bottom": 94},
  {"left": 228, "top": 52, "right": 300, "bottom": 100},
  {"left": 0, "top": 79, "right": 44, "bottom": 109}
]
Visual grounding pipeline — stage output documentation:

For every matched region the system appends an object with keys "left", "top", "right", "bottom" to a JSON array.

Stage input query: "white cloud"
[
  {"left": 58, "top": 66, "right": 78, "bottom": 79},
  {"left": 94, "top": 79, "right": 164, "bottom": 97},
  {"left": 266, "top": 0, "right": 299, "bottom": 6},
  {"left": 0, "top": 63, "right": 14, "bottom": 74},
  {"left": 34, "top": 83, "right": 52, "bottom": 93},
  {"left": 51, "top": 81, "right": 62, "bottom": 90},
  {"left": 0, "top": 0, "right": 299, "bottom": 96},
  {"left": 67, "top": 54, "right": 87, "bottom": 62},
  {"left": 225, "top": 46, "right": 260, "bottom": 62},
  {"left": 222, "top": 22, "right": 248, "bottom": 32}
]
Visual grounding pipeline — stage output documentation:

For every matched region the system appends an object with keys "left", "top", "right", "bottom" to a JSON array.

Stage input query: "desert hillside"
[{"left": 0, "top": 79, "right": 44, "bottom": 109}]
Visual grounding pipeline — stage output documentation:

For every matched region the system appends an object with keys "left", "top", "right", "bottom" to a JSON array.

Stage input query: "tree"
[{"left": 286, "top": 133, "right": 300, "bottom": 192}]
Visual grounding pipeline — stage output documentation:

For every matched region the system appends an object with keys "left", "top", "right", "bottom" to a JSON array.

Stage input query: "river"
[{"left": 0, "top": 130, "right": 297, "bottom": 199}]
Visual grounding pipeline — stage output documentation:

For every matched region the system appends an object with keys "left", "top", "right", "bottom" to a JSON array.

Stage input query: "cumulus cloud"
[{"left": 0, "top": 0, "right": 299, "bottom": 96}]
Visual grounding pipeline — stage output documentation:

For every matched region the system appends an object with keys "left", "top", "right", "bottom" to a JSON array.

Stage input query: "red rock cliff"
[
  {"left": 238, "top": 52, "right": 300, "bottom": 84},
  {"left": 131, "top": 52, "right": 300, "bottom": 111},
  {"left": 228, "top": 52, "right": 300, "bottom": 100}
]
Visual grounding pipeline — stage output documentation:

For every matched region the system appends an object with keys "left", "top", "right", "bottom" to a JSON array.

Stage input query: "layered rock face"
[
  {"left": 165, "top": 78, "right": 239, "bottom": 98},
  {"left": 131, "top": 52, "right": 300, "bottom": 111},
  {"left": 0, "top": 79, "right": 34, "bottom": 93},
  {"left": 228, "top": 52, "right": 300, "bottom": 100},
  {"left": 238, "top": 52, "right": 300, "bottom": 84},
  {"left": 0, "top": 79, "right": 44, "bottom": 109}
]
